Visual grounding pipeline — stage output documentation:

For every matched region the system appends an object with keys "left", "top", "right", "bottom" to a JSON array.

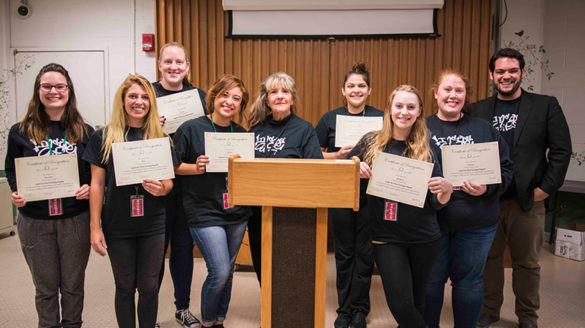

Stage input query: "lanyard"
[{"left": 210, "top": 115, "right": 233, "bottom": 133}]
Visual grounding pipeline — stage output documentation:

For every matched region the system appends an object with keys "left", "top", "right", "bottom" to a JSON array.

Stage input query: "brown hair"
[
  {"left": 19, "top": 63, "right": 88, "bottom": 144},
  {"left": 342, "top": 62, "right": 370, "bottom": 88},
  {"left": 206, "top": 74, "right": 249, "bottom": 124}
]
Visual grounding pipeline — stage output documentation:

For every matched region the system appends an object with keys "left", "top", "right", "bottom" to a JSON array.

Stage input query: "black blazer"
[{"left": 472, "top": 90, "right": 572, "bottom": 211}]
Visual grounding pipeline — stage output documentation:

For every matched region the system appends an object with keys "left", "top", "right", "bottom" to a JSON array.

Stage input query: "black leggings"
[
  {"left": 107, "top": 234, "right": 165, "bottom": 328},
  {"left": 373, "top": 239, "right": 441, "bottom": 328}
]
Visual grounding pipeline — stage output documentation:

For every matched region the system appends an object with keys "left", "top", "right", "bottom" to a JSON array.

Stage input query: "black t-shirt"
[
  {"left": 83, "top": 128, "right": 177, "bottom": 238},
  {"left": 251, "top": 113, "right": 323, "bottom": 159},
  {"left": 315, "top": 105, "right": 384, "bottom": 152},
  {"left": 4, "top": 121, "right": 94, "bottom": 220},
  {"left": 493, "top": 97, "right": 520, "bottom": 198},
  {"left": 349, "top": 134, "right": 443, "bottom": 244},
  {"left": 152, "top": 81, "right": 207, "bottom": 113},
  {"left": 173, "top": 116, "right": 251, "bottom": 227},
  {"left": 426, "top": 114, "right": 513, "bottom": 231}
]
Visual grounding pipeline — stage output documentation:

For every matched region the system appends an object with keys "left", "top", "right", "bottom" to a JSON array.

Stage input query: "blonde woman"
[
  {"left": 348, "top": 85, "right": 452, "bottom": 327},
  {"left": 84, "top": 74, "right": 175, "bottom": 328}
]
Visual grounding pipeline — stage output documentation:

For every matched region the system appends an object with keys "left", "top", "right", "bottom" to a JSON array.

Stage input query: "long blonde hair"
[
  {"left": 363, "top": 85, "right": 432, "bottom": 165},
  {"left": 101, "top": 74, "right": 164, "bottom": 164},
  {"left": 248, "top": 72, "right": 297, "bottom": 128}
]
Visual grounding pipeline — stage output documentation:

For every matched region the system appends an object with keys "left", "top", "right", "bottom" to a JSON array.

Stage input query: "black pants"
[
  {"left": 330, "top": 207, "right": 374, "bottom": 317},
  {"left": 158, "top": 188, "right": 195, "bottom": 310},
  {"left": 107, "top": 234, "right": 165, "bottom": 328},
  {"left": 248, "top": 206, "right": 262, "bottom": 284},
  {"left": 374, "top": 239, "right": 441, "bottom": 328}
]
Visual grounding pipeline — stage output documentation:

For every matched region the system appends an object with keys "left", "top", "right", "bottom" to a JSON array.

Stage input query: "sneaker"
[
  {"left": 475, "top": 313, "right": 499, "bottom": 327},
  {"left": 351, "top": 311, "right": 367, "bottom": 328},
  {"left": 334, "top": 314, "right": 351, "bottom": 328},
  {"left": 175, "top": 309, "right": 202, "bottom": 328}
]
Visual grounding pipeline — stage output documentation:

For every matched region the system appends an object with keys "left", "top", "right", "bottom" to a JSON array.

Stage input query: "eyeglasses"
[{"left": 39, "top": 83, "right": 69, "bottom": 92}]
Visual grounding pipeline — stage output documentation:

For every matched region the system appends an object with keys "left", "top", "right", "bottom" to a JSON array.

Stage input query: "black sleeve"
[
  {"left": 4, "top": 125, "right": 22, "bottom": 192},
  {"left": 484, "top": 128, "right": 514, "bottom": 197},
  {"left": 199, "top": 89, "right": 208, "bottom": 114},
  {"left": 347, "top": 132, "right": 374, "bottom": 160},
  {"left": 302, "top": 125, "right": 325, "bottom": 159},
  {"left": 314, "top": 113, "right": 330, "bottom": 148},
  {"left": 79, "top": 125, "right": 96, "bottom": 186},
  {"left": 428, "top": 156, "right": 447, "bottom": 211},
  {"left": 172, "top": 123, "right": 198, "bottom": 165},
  {"left": 82, "top": 129, "right": 107, "bottom": 169},
  {"left": 539, "top": 97, "right": 571, "bottom": 195}
]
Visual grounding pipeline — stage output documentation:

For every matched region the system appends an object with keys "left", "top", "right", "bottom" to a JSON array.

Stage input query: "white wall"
[
  {"left": 0, "top": 0, "right": 156, "bottom": 170},
  {"left": 541, "top": 0, "right": 585, "bottom": 181},
  {"left": 499, "top": 0, "right": 545, "bottom": 93}
]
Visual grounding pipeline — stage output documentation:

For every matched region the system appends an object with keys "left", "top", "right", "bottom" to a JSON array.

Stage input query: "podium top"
[{"left": 228, "top": 156, "right": 360, "bottom": 210}]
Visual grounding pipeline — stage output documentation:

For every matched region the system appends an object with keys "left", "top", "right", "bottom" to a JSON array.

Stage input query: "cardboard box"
[{"left": 554, "top": 223, "right": 585, "bottom": 261}]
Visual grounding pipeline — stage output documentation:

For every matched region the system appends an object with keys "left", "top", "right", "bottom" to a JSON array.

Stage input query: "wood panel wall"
[{"left": 155, "top": 0, "right": 493, "bottom": 125}]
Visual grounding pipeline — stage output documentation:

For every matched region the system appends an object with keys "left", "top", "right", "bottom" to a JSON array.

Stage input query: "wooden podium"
[{"left": 228, "top": 156, "right": 360, "bottom": 328}]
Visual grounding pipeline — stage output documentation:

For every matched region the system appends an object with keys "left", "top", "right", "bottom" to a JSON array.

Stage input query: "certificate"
[
  {"left": 204, "top": 132, "right": 255, "bottom": 172},
  {"left": 112, "top": 137, "right": 175, "bottom": 186},
  {"left": 366, "top": 152, "right": 434, "bottom": 208},
  {"left": 156, "top": 89, "right": 205, "bottom": 134},
  {"left": 335, "top": 115, "right": 383, "bottom": 147},
  {"left": 15, "top": 154, "right": 80, "bottom": 202},
  {"left": 441, "top": 141, "right": 501, "bottom": 187}
]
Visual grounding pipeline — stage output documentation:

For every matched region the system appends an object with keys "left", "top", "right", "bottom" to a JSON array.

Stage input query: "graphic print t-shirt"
[{"left": 4, "top": 121, "right": 93, "bottom": 219}]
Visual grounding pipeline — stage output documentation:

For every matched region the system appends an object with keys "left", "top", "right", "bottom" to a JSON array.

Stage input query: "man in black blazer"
[{"left": 472, "top": 48, "right": 571, "bottom": 328}]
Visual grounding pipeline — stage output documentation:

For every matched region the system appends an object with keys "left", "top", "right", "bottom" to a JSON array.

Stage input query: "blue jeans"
[
  {"left": 189, "top": 221, "right": 247, "bottom": 325},
  {"left": 424, "top": 224, "right": 497, "bottom": 328}
]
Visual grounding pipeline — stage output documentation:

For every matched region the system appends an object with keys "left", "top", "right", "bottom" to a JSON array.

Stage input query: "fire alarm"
[{"left": 142, "top": 34, "right": 155, "bottom": 52}]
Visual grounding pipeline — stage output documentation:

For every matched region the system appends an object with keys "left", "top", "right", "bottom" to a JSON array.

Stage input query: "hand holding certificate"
[
  {"left": 112, "top": 137, "right": 175, "bottom": 186},
  {"left": 15, "top": 154, "right": 80, "bottom": 202},
  {"left": 335, "top": 115, "right": 383, "bottom": 147},
  {"left": 204, "top": 132, "right": 254, "bottom": 172},
  {"left": 366, "top": 152, "right": 434, "bottom": 208},
  {"left": 441, "top": 141, "right": 501, "bottom": 187},
  {"left": 157, "top": 89, "right": 205, "bottom": 134}
]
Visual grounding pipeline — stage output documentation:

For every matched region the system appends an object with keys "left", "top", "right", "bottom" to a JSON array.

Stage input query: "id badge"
[
  {"left": 130, "top": 195, "right": 145, "bottom": 217},
  {"left": 223, "top": 193, "right": 229, "bottom": 209},
  {"left": 48, "top": 198, "right": 63, "bottom": 216},
  {"left": 384, "top": 200, "right": 398, "bottom": 221}
]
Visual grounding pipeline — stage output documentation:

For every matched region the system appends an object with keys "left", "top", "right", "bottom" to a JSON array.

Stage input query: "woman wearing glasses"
[{"left": 4, "top": 63, "right": 94, "bottom": 328}]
